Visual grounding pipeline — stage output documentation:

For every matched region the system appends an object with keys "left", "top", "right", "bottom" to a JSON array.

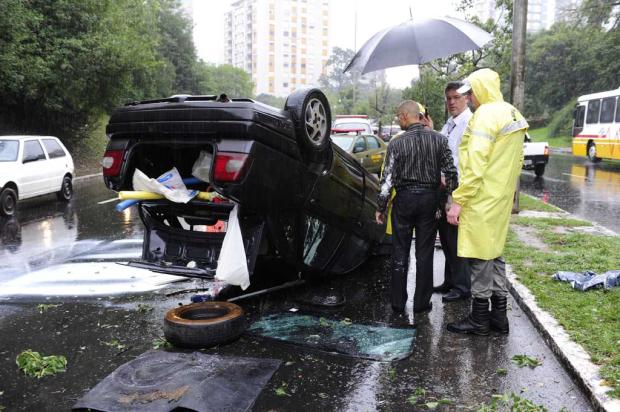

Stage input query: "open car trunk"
[{"left": 121, "top": 141, "right": 265, "bottom": 280}]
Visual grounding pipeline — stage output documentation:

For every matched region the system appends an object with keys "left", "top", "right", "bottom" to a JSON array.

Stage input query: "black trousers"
[
  {"left": 390, "top": 189, "right": 438, "bottom": 312},
  {"left": 437, "top": 213, "right": 471, "bottom": 295}
]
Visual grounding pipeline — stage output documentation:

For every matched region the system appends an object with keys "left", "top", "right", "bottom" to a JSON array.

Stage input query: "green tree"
[
  {"left": 402, "top": 68, "right": 449, "bottom": 127},
  {"left": 195, "top": 63, "right": 254, "bottom": 98}
]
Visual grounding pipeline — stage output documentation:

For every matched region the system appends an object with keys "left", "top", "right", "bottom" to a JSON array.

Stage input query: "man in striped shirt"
[{"left": 376, "top": 100, "right": 458, "bottom": 315}]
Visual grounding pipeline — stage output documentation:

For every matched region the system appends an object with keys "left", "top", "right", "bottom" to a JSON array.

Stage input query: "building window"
[{"left": 283, "top": 82, "right": 288, "bottom": 87}]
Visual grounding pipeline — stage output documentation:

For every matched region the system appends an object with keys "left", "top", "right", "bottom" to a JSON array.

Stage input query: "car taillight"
[
  {"left": 102, "top": 150, "right": 124, "bottom": 177},
  {"left": 544, "top": 146, "right": 549, "bottom": 156},
  {"left": 213, "top": 152, "right": 249, "bottom": 182}
]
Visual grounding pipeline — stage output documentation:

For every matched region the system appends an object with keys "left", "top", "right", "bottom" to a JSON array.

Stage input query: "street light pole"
[{"left": 511, "top": 0, "right": 528, "bottom": 213}]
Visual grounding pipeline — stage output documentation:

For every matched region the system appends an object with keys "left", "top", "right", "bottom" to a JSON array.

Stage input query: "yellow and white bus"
[{"left": 572, "top": 87, "right": 620, "bottom": 161}]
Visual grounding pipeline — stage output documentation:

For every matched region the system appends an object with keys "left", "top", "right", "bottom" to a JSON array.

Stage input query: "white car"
[
  {"left": 0, "top": 135, "right": 74, "bottom": 216},
  {"left": 332, "top": 115, "right": 374, "bottom": 135}
]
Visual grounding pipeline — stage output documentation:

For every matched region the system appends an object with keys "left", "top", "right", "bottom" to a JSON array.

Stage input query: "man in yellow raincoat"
[{"left": 445, "top": 69, "right": 528, "bottom": 336}]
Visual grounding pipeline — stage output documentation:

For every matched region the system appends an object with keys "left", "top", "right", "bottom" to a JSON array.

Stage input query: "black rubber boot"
[
  {"left": 490, "top": 294, "right": 509, "bottom": 334},
  {"left": 447, "top": 298, "right": 490, "bottom": 336}
]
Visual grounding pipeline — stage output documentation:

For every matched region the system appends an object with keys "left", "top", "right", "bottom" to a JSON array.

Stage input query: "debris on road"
[{"left": 16, "top": 350, "right": 67, "bottom": 378}]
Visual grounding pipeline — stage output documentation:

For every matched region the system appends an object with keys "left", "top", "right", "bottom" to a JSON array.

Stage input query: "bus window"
[
  {"left": 574, "top": 106, "right": 585, "bottom": 128},
  {"left": 586, "top": 99, "right": 601, "bottom": 124},
  {"left": 616, "top": 97, "right": 620, "bottom": 122},
  {"left": 600, "top": 97, "right": 616, "bottom": 123}
]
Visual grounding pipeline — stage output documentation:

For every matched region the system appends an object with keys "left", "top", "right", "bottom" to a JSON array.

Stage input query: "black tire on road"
[
  {"left": 164, "top": 301, "right": 245, "bottom": 348},
  {"left": 284, "top": 88, "right": 331, "bottom": 162},
  {"left": 0, "top": 188, "right": 17, "bottom": 216},
  {"left": 534, "top": 163, "right": 546, "bottom": 177},
  {"left": 56, "top": 175, "right": 73, "bottom": 201},
  {"left": 587, "top": 142, "right": 601, "bottom": 163}
]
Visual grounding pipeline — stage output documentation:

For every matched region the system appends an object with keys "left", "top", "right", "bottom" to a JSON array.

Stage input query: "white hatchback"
[{"left": 0, "top": 136, "right": 74, "bottom": 216}]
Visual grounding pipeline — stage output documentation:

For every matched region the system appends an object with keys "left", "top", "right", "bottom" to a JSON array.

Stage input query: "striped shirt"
[{"left": 377, "top": 123, "right": 458, "bottom": 213}]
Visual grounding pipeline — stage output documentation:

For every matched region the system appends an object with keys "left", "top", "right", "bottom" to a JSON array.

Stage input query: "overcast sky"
[{"left": 192, "top": 0, "right": 463, "bottom": 88}]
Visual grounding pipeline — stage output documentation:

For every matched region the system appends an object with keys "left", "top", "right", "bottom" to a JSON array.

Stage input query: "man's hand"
[
  {"left": 375, "top": 211, "right": 385, "bottom": 225},
  {"left": 447, "top": 202, "right": 462, "bottom": 225}
]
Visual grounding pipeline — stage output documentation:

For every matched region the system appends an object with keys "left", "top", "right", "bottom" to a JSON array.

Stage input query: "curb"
[
  {"left": 75, "top": 172, "right": 102, "bottom": 182},
  {"left": 507, "top": 215, "right": 620, "bottom": 411}
]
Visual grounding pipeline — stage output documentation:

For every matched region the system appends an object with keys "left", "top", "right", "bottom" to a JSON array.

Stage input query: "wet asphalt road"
[
  {"left": 0, "top": 172, "right": 603, "bottom": 411},
  {"left": 520, "top": 152, "right": 620, "bottom": 233}
]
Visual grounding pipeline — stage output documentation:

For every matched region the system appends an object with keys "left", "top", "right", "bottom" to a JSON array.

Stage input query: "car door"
[
  {"left": 352, "top": 136, "right": 369, "bottom": 168},
  {"left": 364, "top": 135, "right": 385, "bottom": 174},
  {"left": 20, "top": 139, "right": 49, "bottom": 198},
  {"left": 41, "top": 138, "right": 68, "bottom": 191}
]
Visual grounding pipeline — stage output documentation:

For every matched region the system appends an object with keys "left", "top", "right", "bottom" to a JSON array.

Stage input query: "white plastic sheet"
[
  {"left": 132, "top": 167, "right": 198, "bottom": 203},
  {"left": 192, "top": 150, "right": 213, "bottom": 183},
  {"left": 215, "top": 204, "right": 250, "bottom": 290}
]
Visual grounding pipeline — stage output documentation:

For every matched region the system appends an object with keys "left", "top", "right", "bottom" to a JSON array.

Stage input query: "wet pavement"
[
  {"left": 520, "top": 153, "right": 620, "bottom": 233},
  {"left": 0, "top": 174, "right": 604, "bottom": 411}
]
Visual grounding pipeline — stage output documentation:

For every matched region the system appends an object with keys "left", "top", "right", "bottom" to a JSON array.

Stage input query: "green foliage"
[
  {"left": 402, "top": 68, "right": 449, "bottom": 127},
  {"left": 511, "top": 354, "right": 542, "bottom": 368},
  {"left": 152, "top": 338, "right": 173, "bottom": 349},
  {"left": 102, "top": 339, "right": 126, "bottom": 351},
  {"left": 16, "top": 350, "right": 67, "bottom": 378},
  {"left": 255, "top": 94, "right": 286, "bottom": 109},
  {"left": 194, "top": 63, "right": 253, "bottom": 97},
  {"left": 525, "top": 22, "right": 619, "bottom": 118},
  {"left": 477, "top": 392, "right": 547, "bottom": 411},
  {"left": 37, "top": 304, "right": 61, "bottom": 314},
  {"left": 547, "top": 98, "right": 576, "bottom": 138}
]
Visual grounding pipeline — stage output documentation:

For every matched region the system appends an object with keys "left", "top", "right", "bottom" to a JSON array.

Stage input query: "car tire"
[
  {"left": 587, "top": 142, "right": 601, "bottom": 163},
  {"left": 0, "top": 188, "right": 17, "bottom": 216},
  {"left": 56, "top": 175, "right": 73, "bottom": 201},
  {"left": 534, "top": 164, "right": 545, "bottom": 177},
  {"left": 163, "top": 301, "right": 245, "bottom": 349},
  {"left": 284, "top": 88, "right": 331, "bottom": 161}
]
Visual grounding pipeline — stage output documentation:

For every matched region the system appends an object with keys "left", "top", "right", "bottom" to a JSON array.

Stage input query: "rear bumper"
[{"left": 523, "top": 154, "right": 548, "bottom": 169}]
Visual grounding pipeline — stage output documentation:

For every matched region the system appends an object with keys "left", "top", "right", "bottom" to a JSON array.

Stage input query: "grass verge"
[
  {"left": 518, "top": 193, "right": 563, "bottom": 213},
  {"left": 505, "top": 197, "right": 620, "bottom": 398},
  {"left": 528, "top": 127, "right": 572, "bottom": 149}
]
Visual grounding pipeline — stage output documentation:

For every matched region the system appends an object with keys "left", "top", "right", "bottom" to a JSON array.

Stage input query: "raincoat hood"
[{"left": 466, "top": 68, "right": 503, "bottom": 105}]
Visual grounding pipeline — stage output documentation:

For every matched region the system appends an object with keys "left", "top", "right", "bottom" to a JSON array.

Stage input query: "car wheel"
[
  {"left": 284, "top": 88, "right": 331, "bottom": 160},
  {"left": 56, "top": 176, "right": 73, "bottom": 201},
  {"left": 163, "top": 301, "right": 245, "bottom": 348},
  {"left": 587, "top": 142, "right": 601, "bottom": 163},
  {"left": 534, "top": 164, "right": 545, "bottom": 177},
  {"left": 0, "top": 188, "right": 17, "bottom": 216}
]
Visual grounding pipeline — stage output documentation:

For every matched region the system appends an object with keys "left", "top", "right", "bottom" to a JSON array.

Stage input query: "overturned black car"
[{"left": 102, "top": 89, "right": 388, "bottom": 285}]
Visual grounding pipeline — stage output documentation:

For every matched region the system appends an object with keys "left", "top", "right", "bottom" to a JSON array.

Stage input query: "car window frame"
[
  {"left": 366, "top": 135, "right": 380, "bottom": 150},
  {"left": 353, "top": 136, "right": 367, "bottom": 153},
  {"left": 42, "top": 138, "right": 67, "bottom": 159},
  {"left": 0, "top": 139, "right": 20, "bottom": 162},
  {"left": 22, "top": 139, "right": 47, "bottom": 164}
]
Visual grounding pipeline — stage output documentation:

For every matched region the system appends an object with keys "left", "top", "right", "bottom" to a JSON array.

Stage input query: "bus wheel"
[{"left": 587, "top": 142, "right": 601, "bottom": 163}]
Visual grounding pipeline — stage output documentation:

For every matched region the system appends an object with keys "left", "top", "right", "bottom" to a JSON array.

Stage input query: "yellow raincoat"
[{"left": 452, "top": 69, "right": 528, "bottom": 260}]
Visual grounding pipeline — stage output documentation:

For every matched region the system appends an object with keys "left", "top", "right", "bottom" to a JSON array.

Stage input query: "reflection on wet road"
[
  {"left": 0, "top": 177, "right": 148, "bottom": 291},
  {"left": 520, "top": 153, "right": 620, "bottom": 232}
]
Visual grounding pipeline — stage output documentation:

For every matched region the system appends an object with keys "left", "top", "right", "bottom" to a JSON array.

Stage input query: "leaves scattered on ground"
[
  {"left": 340, "top": 317, "right": 352, "bottom": 325},
  {"left": 477, "top": 392, "right": 547, "bottom": 411},
  {"left": 16, "top": 350, "right": 67, "bottom": 378},
  {"left": 36, "top": 304, "right": 60, "bottom": 314},
  {"left": 496, "top": 367, "right": 507, "bottom": 375},
  {"left": 275, "top": 382, "right": 290, "bottom": 397},
  {"left": 152, "top": 338, "right": 173, "bottom": 349},
  {"left": 319, "top": 317, "right": 329, "bottom": 327},
  {"left": 137, "top": 303, "right": 154, "bottom": 314},
  {"left": 102, "top": 339, "right": 126, "bottom": 351},
  {"left": 512, "top": 355, "right": 542, "bottom": 368}
]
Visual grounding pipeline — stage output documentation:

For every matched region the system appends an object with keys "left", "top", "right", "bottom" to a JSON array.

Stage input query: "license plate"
[{"left": 524, "top": 159, "right": 532, "bottom": 166}]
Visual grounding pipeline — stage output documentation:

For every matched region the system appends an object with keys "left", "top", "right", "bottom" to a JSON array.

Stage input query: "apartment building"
[
  {"left": 471, "top": 0, "right": 578, "bottom": 32},
  {"left": 225, "top": 0, "right": 330, "bottom": 96}
]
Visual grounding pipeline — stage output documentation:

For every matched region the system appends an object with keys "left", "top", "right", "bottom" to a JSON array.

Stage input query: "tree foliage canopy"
[{"left": 0, "top": 0, "right": 252, "bottom": 146}]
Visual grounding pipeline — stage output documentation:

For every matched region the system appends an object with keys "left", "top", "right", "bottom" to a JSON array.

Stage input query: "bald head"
[{"left": 396, "top": 100, "right": 421, "bottom": 130}]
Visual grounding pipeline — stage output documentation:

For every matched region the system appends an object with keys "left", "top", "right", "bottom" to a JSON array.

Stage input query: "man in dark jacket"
[{"left": 376, "top": 100, "right": 458, "bottom": 314}]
